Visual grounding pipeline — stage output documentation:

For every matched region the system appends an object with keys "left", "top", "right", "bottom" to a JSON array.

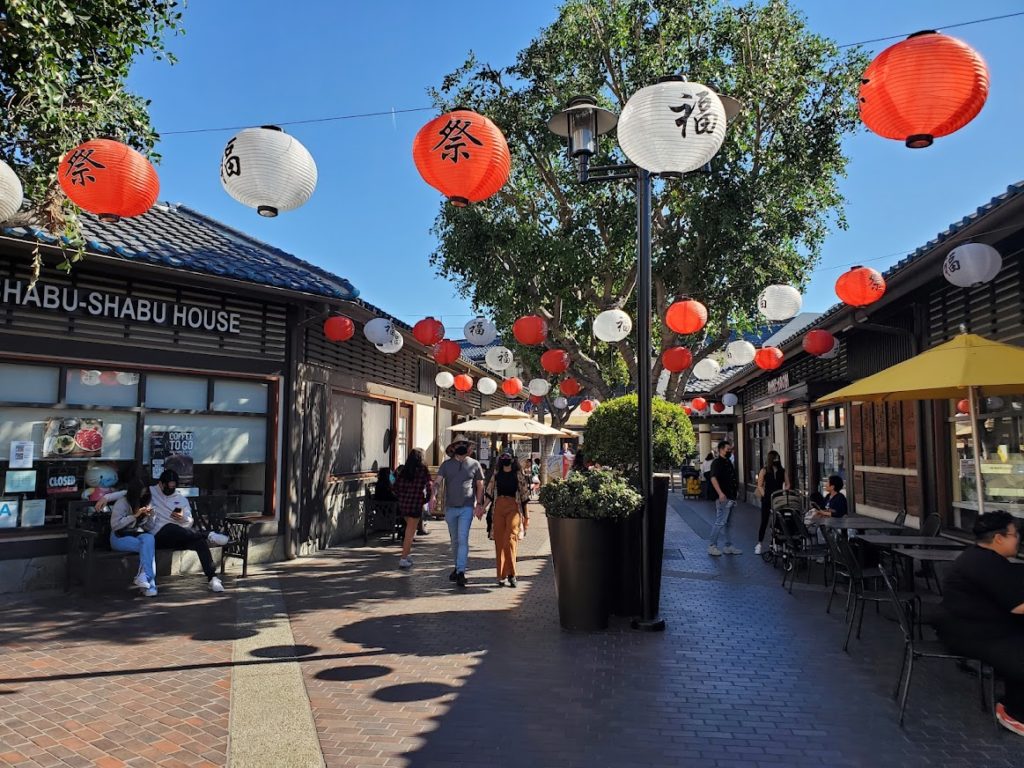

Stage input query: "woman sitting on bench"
[{"left": 97, "top": 465, "right": 158, "bottom": 597}]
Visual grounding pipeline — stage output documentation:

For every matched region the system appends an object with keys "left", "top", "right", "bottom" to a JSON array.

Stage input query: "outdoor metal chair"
[
  {"left": 917, "top": 513, "right": 944, "bottom": 593},
  {"left": 920, "top": 513, "right": 941, "bottom": 537},
  {"left": 879, "top": 568, "right": 994, "bottom": 727},
  {"left": 893, "top": 509, "right": 907, "bottom": 527},
  {"left": 781, "top": 511, "right": 831, "bottom": 593}
]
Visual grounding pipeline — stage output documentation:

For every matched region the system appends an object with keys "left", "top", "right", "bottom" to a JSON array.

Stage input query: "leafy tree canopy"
[
  {"left": 583, "top": 394, "right": 694, "bottom": 476},
  {"left": 429, "top": 0, "right": 868, "bottom": 402}
]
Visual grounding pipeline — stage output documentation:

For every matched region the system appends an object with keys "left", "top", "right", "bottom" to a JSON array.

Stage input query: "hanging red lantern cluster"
[
  {"left": 665, "top": 299, "right": 708, "bottom": 335},
  {"left": 412, "top": 109, "right": 511, "bottom": 207},
  {"left": 662, "top": 347, "right": 693, "bottom": 373},
  {"left": 59, "top": 139, "right": 160, "bottom": 222},
  {"left": 691, "top": 397, "right": 707, "bottom": 412},
  {"left": 513, "top": 315, "right": 548, "bottom": 346},
  {"left": 502, "top": 377, "right": 523, "bottom": 397},
  {"left": 836, "top": 266, "right": 886, "bottom": 307},
  {"left": 956, "top": 398, "right": 971, "bottom": 414},
  {"left": 580, "top": 399, "right": 596, "bottom": 413},
  {"left": 802, "top": 329, "right": 836, "bottom": 357},
  {"left": 560, "top": 377, "right": 581, "bottom": 396},
  {"left": 323, "top": 315, "right": 355, "bottom": 342},
  {"left": 540, "top": 349, "right": 570, "bottom": 375},
  {"left": 453, "top": 374, "right": 474, "bottom": 392},
  {"left": 754, "top": 347, "right": 784, "bottom": 371},
  {"left": 412, "top": 317, "right": 445, "bottom": 346},
  {"left": 859, "top": 31, "right": 989, "bottom": 149},
  {"left": 433, "top": 339, "right": 462, "bottom": 366}
]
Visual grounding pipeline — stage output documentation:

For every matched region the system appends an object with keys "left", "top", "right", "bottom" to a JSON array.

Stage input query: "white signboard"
[{"left": 9, "top": 440, "right": 33, "bottom": 469}]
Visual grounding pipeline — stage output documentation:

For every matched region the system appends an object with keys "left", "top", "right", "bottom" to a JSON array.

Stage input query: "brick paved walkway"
[{"left": 1, "top": 496, "right": 1022, "bottom": 767}]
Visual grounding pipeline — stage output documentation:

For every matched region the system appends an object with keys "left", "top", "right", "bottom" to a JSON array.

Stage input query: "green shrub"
[
  {"left": 539, "top": 469, "right": 642, "bottom": 520},
  {"left": 583, "top": 394, "right": 694, "bottom": 474}
]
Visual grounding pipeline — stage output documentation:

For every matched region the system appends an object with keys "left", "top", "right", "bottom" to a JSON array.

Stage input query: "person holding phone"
[{"left": 97, "top": 465, "right": 158, "bottom": 596}]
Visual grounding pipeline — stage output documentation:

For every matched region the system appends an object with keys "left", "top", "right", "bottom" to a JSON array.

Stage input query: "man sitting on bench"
[{"left": 147, "top": 469, "right": 229, "bottom": 593}]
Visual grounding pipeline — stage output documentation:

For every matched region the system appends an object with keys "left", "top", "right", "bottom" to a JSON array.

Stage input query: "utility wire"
[{"left": 839, "top": 10, "right": 1024, "bottom": 47}]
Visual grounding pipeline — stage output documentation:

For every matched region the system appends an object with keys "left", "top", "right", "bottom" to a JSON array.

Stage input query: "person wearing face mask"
[
  {"left": 437, "top": 434, "right": 485, "bottom": 589},
  {"left": 486, "top": 453, "right": 530, "bottom": 587},
  {"left": 707, "top": 440, "right": 742, "bottom": 557},
  {"left": 146, "top": 469, "right": 227, "bottom": 592}
]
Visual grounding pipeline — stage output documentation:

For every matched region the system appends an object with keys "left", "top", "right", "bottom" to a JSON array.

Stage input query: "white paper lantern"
[
  {"left": 435, "top": 371, "right": 455, "bottom": 389},
  {"left": 81, "top": 369, "right": 101, "bottom": 386},
  {"left": 477, "top": 377, "right": 498, "bottom": 395},
  {"left": 528, "top": 378, "right": 551, "bottom": 397},
  {"left": 725, "top": 340, "right": 756, "bottom": 367},
  {"left": 692, "top": 358, "right": 721, "bottom": 380},
  {"left": 484, "top": 345, "right": 514, "bottom": 371},
  {"left": 363, "top": 318, "right": 394, "bottom": 345},
  {"left": 0, "top": 160, "right": 24, "bottom": 222},
  {"left": 553, "top": 396, "right": 568, "bottom": 410},
  {"left": 375, "top": 327, "right": 404, "bottom": 354},
  {"left": 464, "top": 317, "right": 497, "bottom": 346},
  {"left": 617, "top": 79, "right": 727, "bottom": 174},
  {"left": 722, "top": 392, "right": 739, "bottom": 408},
  {"left": 942, "top": 243, "right": 1002, "bottom": 288},
  {"left": 116, "top": 372, "right": 140, "bottom": 386},
  {"left": 757, "top": 285, "right": 802, "bottom": 322},
  {"left": 593, "top": 309, "right": 633, "bottom": 342},
  {"left": 220, "top": 126, "right": 317, "bottom": 217}
]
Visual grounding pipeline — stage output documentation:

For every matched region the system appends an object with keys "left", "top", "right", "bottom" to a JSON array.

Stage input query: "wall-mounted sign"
[
  {"left": 0, "top": 498, "right": 18, "bottom": 528},
  {"left": 46, "top": 465, "right": 80, "bottom": 496},
  {"left": 43, "top": 417, "right": 103, "bottom": 458},
  {"left": 9, "top": 440, "right": 33, "bottom": 469},
  {"left": 0, "top": 279, "right": 242, "bottom": 334},
  {"left": 150, "top": 430, "right": 195, "bottom": 485},
  {"left": 20, "top": 499, "right": 45, "bottom": 527},
  {"left": 766, "top": 373, "right": 791, "bottom": 395},
  {"left": 4, "top": 470, "right": 37, "bottom": 494}
]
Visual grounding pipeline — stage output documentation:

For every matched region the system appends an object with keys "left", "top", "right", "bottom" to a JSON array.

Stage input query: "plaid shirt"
[{"left": 394, "top": 466, "right": 432, "bottom": 517}]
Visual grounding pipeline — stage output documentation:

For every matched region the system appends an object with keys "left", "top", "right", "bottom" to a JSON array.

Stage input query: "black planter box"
[{"left": 547, "top": 516, "right": 613, "bottom": 631}]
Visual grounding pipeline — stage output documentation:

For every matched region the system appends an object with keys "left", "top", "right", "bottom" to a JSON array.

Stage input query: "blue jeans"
[
  {"left": 445, "top": 505, "right": 474, "bottom": 573},
  {"left": 109, "top": 531, "right": 156, "bottom": 586},
  {"left": 708, "top": 499, "right": 735, "bottom": 548}
]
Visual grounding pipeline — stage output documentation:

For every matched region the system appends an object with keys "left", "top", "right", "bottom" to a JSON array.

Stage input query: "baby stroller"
[{"left": 760, "top": 490, "right": 805, "bottom": 569}]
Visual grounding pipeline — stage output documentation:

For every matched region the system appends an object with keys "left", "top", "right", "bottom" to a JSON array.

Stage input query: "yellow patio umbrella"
[{"left": 817, "top": 333, "right": 1024, "bottom": 513}]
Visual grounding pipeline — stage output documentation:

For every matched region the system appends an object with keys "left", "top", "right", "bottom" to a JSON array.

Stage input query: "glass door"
[
  {"left": 789, "top": 411, "right": 809, "bottom": 495},
  {"left": 396, "top": 405, "right": 412, "bottom": 467}
]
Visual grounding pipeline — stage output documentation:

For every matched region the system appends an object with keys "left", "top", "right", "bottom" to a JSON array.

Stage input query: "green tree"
[
  {"left": 584, "top": 395, "right": 694, "bottom": 476},
  {"left": 429, "top": 0, "right": 868, "bottom": 403},
  {"left": 0, "top": 0, "right": 183, "bottom": 276}
]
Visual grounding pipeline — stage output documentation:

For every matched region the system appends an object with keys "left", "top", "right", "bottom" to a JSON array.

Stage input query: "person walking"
[
  {"left": 755, "top": 450, "right": 789, "bottom": 555},
  {"left": 708, "top": 440, "right": 742, "bottom": 556},
  {"left": 394, "top": 449, "right": 433, "bottom": 570},
  {"left": 486, "top": 453, "right": 530, "bottom": 587},
  {"left": 436, "top": 434, "right": 485, "bottom": 589}
]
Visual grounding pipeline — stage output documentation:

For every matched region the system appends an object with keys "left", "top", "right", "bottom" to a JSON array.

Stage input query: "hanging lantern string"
[{"left": 838, "top": 11, "right": 1024, "bottom": 48}]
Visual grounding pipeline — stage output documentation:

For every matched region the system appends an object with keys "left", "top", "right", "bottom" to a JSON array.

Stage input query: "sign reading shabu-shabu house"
[{"left": 0, "top": 278, "right": 243, "bottom": 334}]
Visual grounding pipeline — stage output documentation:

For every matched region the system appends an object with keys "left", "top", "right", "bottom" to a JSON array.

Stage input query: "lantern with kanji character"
[
  {"left": 502, "top": 377, "right": 523, "bottom": 397},
  {"left": 726, "top": 340, "right": 756, "bottom": 367},
  {"left": 413, "top": 317, "right": 445, "bottom": 346},
  {"left": 513, "top": 315, "right": 547, "bottom": 346},
  {"left": 59, "top": 139, "right": 159, "bottom": 222},
  {"left": 412, "top": 109, "right": 511, "bottom": 207},
  {"left": 754, "top": 347, "right": 784, "bottom": 371},
  {"left": 757, "top": 285, "right": 802, "bottom": 322},
  {"left": 375, "top": 327, "right": 404, "bottom": 354},
  {"left": 540, "top": 349, "right": 570, "bottom": 375},
  {"left": 691, "top": 397, "right": 708, "bottom": 412},
  {"left": 593, "top": 309, "right": 632, "bottom": 342},
  {"left": 580, "top": 399, "right": 596, "bottom": 413},
  {"left": 662, "top": 347, "right": 693, "bottom": 373},
  {"left": 485, "top": 346, "right": 515, "bottom": 371},
  {"left": 617, "top": 77, "right": 727, "bottom": 174},
  {"left": 859, "top": 31, "right": 989, "bottom": 149},
  {"left": 463, "top": 316, "right": 497, "bottom": 346},
  {"left": 433, "top": 339, "right": 462, "bottom": 366},
  {"left": 942, "top": 243, "right": 1002, "bottom": 288},
  {"left": 802, "top": 329, "right": 836, "bottom": 357},
  {"left": 454, "top": 374, "right": 473, "bottom": 392},
  {"left": 323, "top": 315, "right": 354, "bottom": 342},
  {"left": 364, "top": 318, "right": 395, "bottom": 345},
  {"left": 220, "top": 126, "right": 317, "bottom": 216},
  {"left": 665, "top": 299, "right": 707, "bottom": 335},
  {"left": 435, "top": 372, "right": 455, "bottom": 389},
  {"left": 478, "top": 377, "right": 497, "bottom": 395},
  {"left": 693, "top": 358, "right": 721, "bottom": 380},
  {"left": 0, "top": 160, "right": 24, "bottom": 222},
  {"left": 560, "top": 377, "right": 582, "bottom": 396},
  {"left": 836, "top": 266, "right": 886, "bottom": 307}
]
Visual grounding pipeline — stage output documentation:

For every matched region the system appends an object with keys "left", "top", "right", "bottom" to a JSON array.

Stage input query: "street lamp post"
[{"left": 548, "top": 81, "right": 738, "bottom": 632}]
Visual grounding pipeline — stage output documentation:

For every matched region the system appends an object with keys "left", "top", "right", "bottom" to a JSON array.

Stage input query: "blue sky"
[{"left": 129, "top": 1, "right": 1024, "bottom": 326}]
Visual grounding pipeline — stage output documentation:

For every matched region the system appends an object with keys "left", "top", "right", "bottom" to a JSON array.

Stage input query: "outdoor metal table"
[
  {"left": 858, "top": 535, "right": 966, "bottom": 549},
  {"left": 819, "top": 516, "right": 905, "bottom": 531}
]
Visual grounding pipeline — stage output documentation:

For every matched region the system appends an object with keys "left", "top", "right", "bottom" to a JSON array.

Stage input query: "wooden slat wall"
[{"left": 851, "top": 401, "right": 920, "bottom": 518}]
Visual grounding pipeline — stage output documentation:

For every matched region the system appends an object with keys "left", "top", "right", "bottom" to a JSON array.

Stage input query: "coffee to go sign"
[{"left": 0, "top": 278, "right": 242, "bottom": 334}]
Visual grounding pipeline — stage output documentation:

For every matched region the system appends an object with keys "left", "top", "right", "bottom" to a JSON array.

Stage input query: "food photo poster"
[{"left": 42, "top": 418, "right": 104, "bottom": 459}]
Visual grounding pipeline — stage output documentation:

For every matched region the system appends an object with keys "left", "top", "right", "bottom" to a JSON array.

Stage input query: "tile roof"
[{"left": 1, "top": 203, "right": 359, "bottom": 301}]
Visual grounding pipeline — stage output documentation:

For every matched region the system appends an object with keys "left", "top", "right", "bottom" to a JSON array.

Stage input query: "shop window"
[
  {"left": 951, "top": 397, "right": 1024, "bottom": 524},
  {"left": 0, "top": 364, "right": 59, "bottom": 404},
  {"left": 329, "top": 393, "right": 393, "bottom": 475},
  {"left": 212, "top": 380, "right": 268, "bottom": 413},
  {"left": 66, "top": 368, "right": 139, "bottom": 407},
  {"left": 815, "top": 405, "right": 846, "bottom": 495},
  {"left": 146, "top": 374, "right": 208, "bottom": 410}
]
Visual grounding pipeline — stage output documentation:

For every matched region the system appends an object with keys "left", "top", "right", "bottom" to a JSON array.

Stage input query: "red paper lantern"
[
  {"left": 683, "top": 406, "right": 694, "bottom": 416},
  {"left": 412, "top": 109, "right": 511, "bottom": 207},
  {"left": 412, "top": 317, "right": 445, "bottom": 346},
  {"left": 754, "top": 347, "right": 784, "bottom": 371},
  {"left": 802, "top": 329, "right": 836, "bottom": 357},
  {"left": 323, "top": 316, "right": 355, "bottom": 342},
  {"left": 58, "top": 139, "right": 159, "bottom": 222},
  {"left": 560, "top": 377, "right": 582, "bottom": 396},
  {"left": 454, "top": 374, "right": 474, "bottom": 392},
  {"left": 665, "top": 299, "right": 708, "bottom": 335},
  {"left": 433, "top": 339, "right": 462, "bottom": 366},
  {"left": 502, "top": 377, "right": 523, "bottom": 397},
  {"left": 540, "top": 349, "right": 570, "bottom": 375},
  {"left": 859, "top": 31, "right": 989, "bottom": 149},
  {"left": 529, "top": 394, "right": 543, "bottom": 405},
  {"left": 691, "top": 397, "right": 708, "bottom": 412},
  {"left": 712, "top": 402, "right": 726, "bottom": 413},
  {"left": 836, "top": 265, "right": 886, "bottom": 307},
  {"left": 662, "top": 347, "right": 693, "bottom": 373},
  {"left": 513, "top": 315, "right": 548, "bottom": 346},
  {"left": 580, "top": 399, "right": 596, "bottom": 413},
  {"left": 956, "top": 399, "right": 970, "bottom": 414}
]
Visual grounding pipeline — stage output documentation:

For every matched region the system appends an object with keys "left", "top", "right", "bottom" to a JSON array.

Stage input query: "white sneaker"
[
  {"left": 398, "top": 557, "right": 412, "bottom": 569},
  {"left": 723, "top": 546, "right": 743, "bottom": 555},
  {"left": 133, "top": 574, "right": 151, "bottom": 590},
  {"left": 708, "top": 545, "right": 722, "bottom": 556},
  {"left": 144, "top": 587, "right": 158, "bottom": 597},
  {"left": 208, "top": 576, "right": 225, "bottom": 593},
  {"left": 207, "top": 532, "right": 230, "bottom": 547},
  {"left": 754, "top": 543, "right": 762, "bottom": 555}
]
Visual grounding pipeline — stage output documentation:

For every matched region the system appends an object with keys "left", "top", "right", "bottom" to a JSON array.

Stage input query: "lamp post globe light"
[{"left": 548, "top": 79, "right": 736, "bottom": 632}]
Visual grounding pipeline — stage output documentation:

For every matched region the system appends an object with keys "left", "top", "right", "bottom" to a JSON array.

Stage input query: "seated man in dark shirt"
[
  {"left": 810, "top": 475, "right": 847, "bottom": 520},
  {"left": 937, "top": 510, "right": 1024, "bottom": 737}
]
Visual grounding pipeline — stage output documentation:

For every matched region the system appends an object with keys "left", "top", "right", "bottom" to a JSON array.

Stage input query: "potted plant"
[{"left": 540, "top": 469, "right": 642, "bottom": 630}]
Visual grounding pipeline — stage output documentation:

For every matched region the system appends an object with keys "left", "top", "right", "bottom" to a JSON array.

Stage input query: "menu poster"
[
  {"left": 20, "top": 499, "right": 45, "bottom": 528},
  {"left": 150, "top": 430, "right": 195, "bottom": 485},
  {"left": 9, "top": 440, "right": 34, "bottom": 469},
  {"left": 42, "top": 417, "right": 104, "bottom": 459},
  {"left": 0, "top": 498, "right": 18, "bottom": 528},
  {"left": 46, "top": 465, "right": 80, "bottom": 496}
]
